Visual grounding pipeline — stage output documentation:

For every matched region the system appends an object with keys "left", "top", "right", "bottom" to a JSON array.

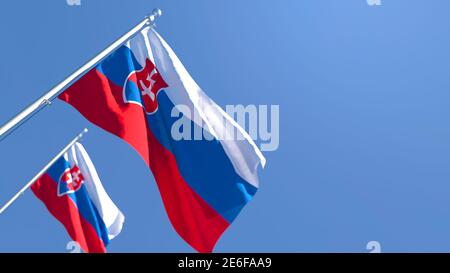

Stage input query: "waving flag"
[
  {"left": 31, "top": 142, "right": 124, "bottom": 253},
  {"left": 59, "top": 27, "right": 265, "bottom": 252}
]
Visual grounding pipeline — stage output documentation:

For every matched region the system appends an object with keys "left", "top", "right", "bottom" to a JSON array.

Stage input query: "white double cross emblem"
[{"left": 139, "top": 69, "right": 157, "bottom": 101}]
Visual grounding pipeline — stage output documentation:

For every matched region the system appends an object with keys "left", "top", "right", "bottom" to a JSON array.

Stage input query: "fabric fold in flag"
[
  {"left": 59, "top": 26, "right": 265, "bottom": 252},
  {"left": 31, "top": 142, "right": 124, "bottom": 253}
]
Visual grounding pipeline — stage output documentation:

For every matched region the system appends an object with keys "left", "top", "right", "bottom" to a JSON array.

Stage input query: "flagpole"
[
  {"left": 0, "top": 128, "right": 89, "bottom": 215},
  {"left": 0, "top": 8, "right": 162, "bottom": 142}
]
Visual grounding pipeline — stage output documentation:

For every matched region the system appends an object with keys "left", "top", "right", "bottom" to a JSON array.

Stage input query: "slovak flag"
[
  {"left": 59, "top": 27, "right": 265, "bottom": 252},
  {"left": 31, "top": 142, "right": 124, "bottom": 253}
]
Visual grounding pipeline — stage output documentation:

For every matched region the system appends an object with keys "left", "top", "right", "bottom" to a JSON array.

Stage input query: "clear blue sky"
[{"left": 2, "top": 0, "right": 450, "bottom": 252}]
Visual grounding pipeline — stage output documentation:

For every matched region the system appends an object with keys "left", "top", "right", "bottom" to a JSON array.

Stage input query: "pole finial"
[
  {"left": 78, "top": 128, "right": 88, "bottom": 138},
  {"left": 147, "top": 8, "right": 162, "bottom": 24}
]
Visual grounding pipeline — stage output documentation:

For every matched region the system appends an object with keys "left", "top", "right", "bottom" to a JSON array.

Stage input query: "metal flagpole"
[
  {"left": 0, "top": 8, "right": 162, "bottom": 142},
  {"left": 0, "top": 128, "right": 89, "bottom": 215}
]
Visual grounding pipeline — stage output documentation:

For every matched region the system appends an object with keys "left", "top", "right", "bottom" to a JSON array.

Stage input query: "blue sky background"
[{"left": 1, "top": 0, "right": 450, "bottom": 252}]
